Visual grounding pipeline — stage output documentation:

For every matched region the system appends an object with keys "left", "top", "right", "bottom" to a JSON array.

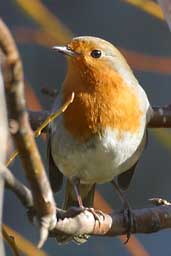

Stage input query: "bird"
[{"left": 47, "top": 36, "right": 153, "bottom": 243}]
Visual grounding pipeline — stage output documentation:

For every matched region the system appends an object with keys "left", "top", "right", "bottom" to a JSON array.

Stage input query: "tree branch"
[
  {"left": 3, "top": 170, "right": 171, "bottom": 241},
  {"left": 0, "top": 52, "right": 8, "bottom": 255},
  {"left": 0, "top": 163, "right": 33, "bottom": 209},
  {"left": 28, "top": 105, "right": 171, "bottom": 134},
  {"left": 0, "top": 18, "right": 56, "bottom": 247},
  {"left": 2, "top": 226, "right": 20, "bottom": 256},
  {"left": 49, "top": 204, "right": 171, "bottom": 239},
  {"left": 148, "top": 106, "right": 171, "bottom": 128}
]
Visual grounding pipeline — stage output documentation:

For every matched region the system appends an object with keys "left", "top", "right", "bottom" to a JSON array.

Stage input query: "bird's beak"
[{"left": 52, "top": 46, "right": 78, "bottom": 57}]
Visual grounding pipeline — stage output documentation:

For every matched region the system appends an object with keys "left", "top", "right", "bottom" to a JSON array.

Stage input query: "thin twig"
[
  {"left": 34, "top": 92, "right": 74, "bottom": 136},
  {"left": 0, "top": 163, "right": 33, "bottom": 208},
  {"left": 2, "top": 226, "right": 20, "bottom": 256},
  {"left": 6, "top": 92, "right": 74, "bottom": 167},
  {"left": 3, "top": 224, "right": 47, "bottom": 256},
  {"left": 149, "top": 197, "right": 171, "bottom": 206}
]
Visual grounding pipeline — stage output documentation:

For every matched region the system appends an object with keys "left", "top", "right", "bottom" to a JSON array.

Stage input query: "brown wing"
[
  {"left": 117, "top": 161, "right": 137, "bottom": 191},
  {"left": 47, "top": 129, "right": 63, "bottom": 193},
  {"left": 117, "top": 130, "right": 148, "bottom": 191}
]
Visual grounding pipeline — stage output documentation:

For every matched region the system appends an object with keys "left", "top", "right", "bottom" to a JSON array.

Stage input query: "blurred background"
[{"left": 1, "top": 0, "right": 171, "bottom": 255}]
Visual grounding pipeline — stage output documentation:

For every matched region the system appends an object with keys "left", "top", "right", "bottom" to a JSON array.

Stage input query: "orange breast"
[{"left": 62, "top": 64, "right": 142, "bottom": 143}]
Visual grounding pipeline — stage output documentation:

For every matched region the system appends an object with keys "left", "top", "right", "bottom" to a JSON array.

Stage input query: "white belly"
[{"left": 50, "top": 116, "right": 146, "bottom": 184}]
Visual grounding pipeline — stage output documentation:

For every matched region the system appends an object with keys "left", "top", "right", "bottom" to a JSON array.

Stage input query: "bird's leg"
[
  {"left": 111, "top": 180, "right": 131, "bottom": 208},
  {"left": 71, "top": 177, "right": 104, "bottom": 223},
  {"left": 71, "top": 177, "right": 84, "bottom": 208},
  {"left": 60, "top": 177, "right": 85, "bottom": 218},
  {"left": 111, "top": 180, "right": 134, "bottom": 243}
]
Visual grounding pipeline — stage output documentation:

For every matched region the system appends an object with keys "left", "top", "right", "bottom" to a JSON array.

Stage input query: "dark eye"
[{"left": 91, "top": 49, "right": 102, "bottom": 58}]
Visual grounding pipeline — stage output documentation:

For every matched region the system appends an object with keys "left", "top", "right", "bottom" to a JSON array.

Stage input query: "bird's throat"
[{"left": 62, "top": 67, "right": 142, "bottom": 143}]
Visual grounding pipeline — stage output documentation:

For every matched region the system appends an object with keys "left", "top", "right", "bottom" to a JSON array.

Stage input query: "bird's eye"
[{"left": 91, "top": 49, "right": 102, "bottom": 58}]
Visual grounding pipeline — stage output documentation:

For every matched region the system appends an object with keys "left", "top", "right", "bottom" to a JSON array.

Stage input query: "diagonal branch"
[
  {"left": 0, "top": 163, "right": 33, "bottom": 209},
  {"left": 2, "top": 226, "right": 20, "bottom": 256},
  {"left": 0, "top": 18, "right": 56, "bottom": 247}
]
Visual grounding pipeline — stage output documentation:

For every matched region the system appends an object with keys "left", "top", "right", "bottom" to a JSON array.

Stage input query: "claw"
[
  {"left": 64, "top": 206, "right": 104, "bottom": 224},
  {"left": 122, "top": 207, "right": 134, "bottom": 244},
  {"left": 89, "top": 208, "right": 105, "bottom": 221},
  {"left": 111, "top": 180, "right": 134, "bottom": 243},
  {"left": 81, "top": 207, "right": 105, "bottom": 227}
]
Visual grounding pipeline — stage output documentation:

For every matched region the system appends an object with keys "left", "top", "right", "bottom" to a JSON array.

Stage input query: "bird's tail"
[{"left": 58, "top": 179, "right": 95, "bottom": 244}]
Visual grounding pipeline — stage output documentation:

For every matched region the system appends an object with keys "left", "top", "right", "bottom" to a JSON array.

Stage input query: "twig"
[
  {"left": 3, "top": 224, "right": 47, "bottom": 256},
  {"left": 0, "top": 18, "right": 56, "bottom": 247},
  {"left": 149, "top": 197, "right": 171, "bottom": 206},
  {"left": 2, "top": 226, "right": 20, "bottom": 256},
  {"left": 34, "top": 92, "right": 74, "bottom": 136},
  {"left": 0, "top": 163, "right": 33, "bottom": 208},
  {"left": 6, "top": 92, "right": 74, "bottom": 166}
]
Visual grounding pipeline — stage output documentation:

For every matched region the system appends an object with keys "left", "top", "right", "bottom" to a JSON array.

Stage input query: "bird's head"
[{"left": 52, "top": 36, "right": 134, "bottom": 85}]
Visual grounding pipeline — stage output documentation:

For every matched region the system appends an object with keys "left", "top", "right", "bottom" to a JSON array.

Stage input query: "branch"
[
  {"left": 49, "top": 204, "right": 171, "bottom": 239},
  {"left": 148, "top": 106, "right": 171, "bottom": 128},
  {"left": 0, "top": 163, "right": 33, "bottom": 209},
  {"left": 27, "top": 105, "right": 171, "bottom": 133},
  {"left": 6, "top": 92, "right": 74, "bottom": 167},
  {"left": 0, "top": 50, "right": 8, "bottom": 255},
  {"left": 2, "top": 226, "right": 20, "bottom": 256},
  {"left": 3, "top": 172, "right": 171, "bottom": 241},
  {"left": 0, "top": 18, "right": 56, "bottom": 247},
  {"left": 3, "top": 224, "right": 48, "bottom": 256}
]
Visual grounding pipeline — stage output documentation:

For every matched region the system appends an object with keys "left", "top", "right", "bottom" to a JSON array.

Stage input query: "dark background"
[{"left": 1, "top": 1, "right": 171, "bottom": 255}]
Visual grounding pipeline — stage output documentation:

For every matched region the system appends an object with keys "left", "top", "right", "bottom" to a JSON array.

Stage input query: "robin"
[{"left": 47, "top": 36, "right": 153, "bottom": 243}]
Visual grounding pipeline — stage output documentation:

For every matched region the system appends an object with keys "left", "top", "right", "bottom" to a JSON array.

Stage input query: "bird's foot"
[
  {"left": 62, "top": 206, "right": 104, "bottom": 224},
  {"left": 85, "top": 207, "right": 105, "bottom": 224}
]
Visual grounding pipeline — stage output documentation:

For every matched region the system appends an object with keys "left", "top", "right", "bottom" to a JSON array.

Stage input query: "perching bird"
[{"left": 47, "top": 36, "right": 153, "bottom": 243}]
